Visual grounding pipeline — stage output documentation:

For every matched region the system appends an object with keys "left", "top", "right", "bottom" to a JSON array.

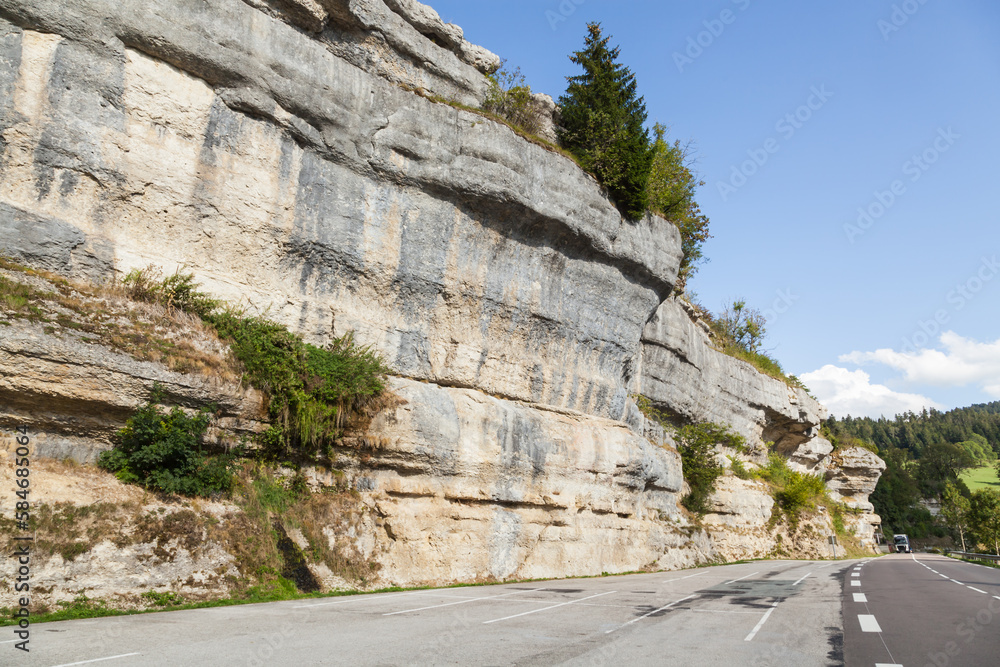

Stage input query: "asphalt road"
[
  {"left": 11, "top": 554, "right": 998, "bottom": 666},
  {"left": 8, "top": 559, "right": 852, "bottom": 667},
  {"left": 842, "top": 552, "right": 1000, "bottom": 667}
]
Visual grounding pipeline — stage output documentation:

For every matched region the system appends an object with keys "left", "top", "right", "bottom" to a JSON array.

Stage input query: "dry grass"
[{"left": 0, "top": 256, "right": 242, "bottom": 383}]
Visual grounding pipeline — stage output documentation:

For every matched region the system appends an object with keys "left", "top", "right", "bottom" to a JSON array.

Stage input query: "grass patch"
[{"left": 959, "top": 465, "right": 1000, "bottom": 492}]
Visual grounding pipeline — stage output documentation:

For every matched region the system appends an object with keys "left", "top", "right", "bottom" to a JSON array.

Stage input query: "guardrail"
[{"left": 946, "top": 550, "right": 1000, "bottom": 564}]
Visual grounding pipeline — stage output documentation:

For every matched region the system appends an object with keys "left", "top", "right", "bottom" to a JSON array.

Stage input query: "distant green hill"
[{"left": 826, "top": 402, "right": 1000, "bottom": 540}]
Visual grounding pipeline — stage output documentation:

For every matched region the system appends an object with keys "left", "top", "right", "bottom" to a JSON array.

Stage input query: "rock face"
[{"left": 0, "top": 0, "right": 884, "bottom": 587}]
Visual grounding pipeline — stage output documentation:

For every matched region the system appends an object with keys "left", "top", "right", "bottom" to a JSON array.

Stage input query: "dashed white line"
[
  {"left": 859, "top": 614, "right": 883, "bottom": 633},
  {"left": 384, "top": 587, "right": 543, "bottom": 616},
  {"left": 744, "top": 601, "right": 779, "bottom": 641},
  {"left": 967, "top": 587, "right": 988, "bottom": 595},
  {"left": 483, "top": 591, "right": 616, "bottom": 624},
  {"left": 875, "top": 664, "right": 903, "bottom": 666},
  {"left": 853, "top": 593, "right": 867, "bottom": 602},
  {"left": 851, "top": 580, "right": 861, "bottom": 587},
  {"left": 663, "top": 572, "right": 706, "bottom": 583},
  {"left": 724, "top": 572, "right": 759, "bottom": 585},
  {"left": 605, "top": 594, "right": 697, "bottom": 634},
  {"left": 851, "top": 572, "right": 861, "bottom": 577},
  {"left": 50, "top": 654, "right": 141, "bottom": 667}
]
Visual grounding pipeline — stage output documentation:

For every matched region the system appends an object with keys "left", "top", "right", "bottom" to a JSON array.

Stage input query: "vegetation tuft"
[
  {"left": 635, "top": 396, "right": 746, "bottom": 514},
  {"left": 98, "top": 397, "right": 239, "bottom": 497}
]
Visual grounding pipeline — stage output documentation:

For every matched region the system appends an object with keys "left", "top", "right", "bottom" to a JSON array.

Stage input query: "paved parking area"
[{"left": 12, "top": 559, "right": 856, "bottom": 666}]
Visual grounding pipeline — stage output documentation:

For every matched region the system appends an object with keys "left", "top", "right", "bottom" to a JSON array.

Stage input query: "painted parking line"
[
  {"left": 744, "top": 601, "right": 779, "bottom": 642},
  {"left": 50, "top": 654, "right": 141, "bottom": 667},
  {"left": 384, "top": 588, "right": 544, "bottom": 616},
  {"left": 294, "top": 590, "right": 432, "bottom": 608},
  {"left": 858, "top": 615, "right": 882, "bottom": 633},
  {"left": 606, "top": 594, "right": 697, "bottom": 634},
  {"left": 483, "top": 591, "right": 617, "bottom": 624},
  {"left": 724, "top": 572, "right": 760, "bottom": 585},
  {"left": 663, "top": 572, "right": 706, "bottom": 583},
  {"left": 853, "top": 593, "right": 867, "bottom": 602},
  {"left": 792, "top": 572, "right": 812, "bottom": 586}
]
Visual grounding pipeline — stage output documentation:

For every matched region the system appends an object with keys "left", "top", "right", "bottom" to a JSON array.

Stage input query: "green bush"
[
  {"left": 98, "top": 400, "right": 237, "bottom": 496},
  {"left": 482, "top": 61, "right": 541, "bottom": 135},
  {"left": 114, "top": 268, "right": 391, "bottom": 459},
  {"left": 729, "top": 456, "right": 752, "bottom": 480},
  {"left": 647, "top": 124, "right": 710, "bottom": 289},
  {"left": 754, "top": 453, "right": 827, "bottom": 522},
  {"left": 205, "top": 311, "right": 389, "bottom": 457},
  {"left": 675, "top": 422, "right": 747, "bottom": 514}
]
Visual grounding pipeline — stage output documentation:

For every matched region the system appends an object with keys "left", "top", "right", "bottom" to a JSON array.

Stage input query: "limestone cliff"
[{"left": 0, "top": 0, "right": 883, "bottom": 596}]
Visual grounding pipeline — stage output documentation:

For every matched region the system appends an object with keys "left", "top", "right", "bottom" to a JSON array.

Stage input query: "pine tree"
[{"left": 558, "top": 23, "right": 653, "bottom": 220}]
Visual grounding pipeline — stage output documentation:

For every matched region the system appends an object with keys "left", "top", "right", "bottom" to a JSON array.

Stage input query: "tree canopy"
[{"left": 558, "top": 23, "right": 653, "bottom": 220}]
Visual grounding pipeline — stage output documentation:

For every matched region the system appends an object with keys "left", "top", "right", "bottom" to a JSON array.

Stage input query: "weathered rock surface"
[
  {"left": 640, "top": 297, "right": 824, "bottom": 449},
  {"left": 334, "top": 377, "right": 709, "bottom": 584},
  {"left": 0, "top": 0, "right": 885, "bottom": 592}
]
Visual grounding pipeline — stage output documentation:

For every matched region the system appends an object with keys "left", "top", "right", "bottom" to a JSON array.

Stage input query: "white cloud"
[
  {"left": 800, "top": 365, "right": 941, "bottom": 419},
  {"left": 839, "top": 332, "right": 1000, "bottom": 391}
]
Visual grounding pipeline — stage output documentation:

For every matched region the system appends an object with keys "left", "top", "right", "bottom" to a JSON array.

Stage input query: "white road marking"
[
  {"left": 793, "top": 572, "right": 812, "bottom": 586},
  {"left": 875, "top": 664, "right": 904, "bottom": 666},
  {"left": 851, "top": 580, "right": 861, "bottom": 587},
  {"left": 0, "top": 639, "right": 19, "bottom": 644},
  {"left": 858, "top": 614, "right": 882, "bottom": 633},
  {"left": 294, "top": 590, "right": 430, "bottom": 608},
  {"left": 939, "top": 574, "right": 949, "bottom": 578},
  {"left": 853, "top": 593, "right": 867, "bottom": 602},
  {"left": 50, "top": 654, "right": 141, "bottom": 667},
  {"left": 605, "top": 594, "right": 697, "bottom": 633},
  {"left": 663, "top": 572, "right": 706, "bottom": 583},
  {"left": 385, "top": 588, "right": 544, "bottom": 616},
  {"left": 483, "top": 591, "right": 616, "bottom": 624},
  {"left": 744, "top": 602, "right": 779, "bottom": 641},
  {"left": 724, "top": 572, "right": 759, "bottom": 585},
  {"left": 967, "top": 587, "right": 988, "bottom": 595},
  {"left": 851, "top": 572, "right": 861, "bottom": 577}
]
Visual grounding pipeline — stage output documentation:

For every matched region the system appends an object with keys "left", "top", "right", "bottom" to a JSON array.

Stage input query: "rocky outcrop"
[
  {"left": 640, "top": 297, "right": 824, "bottom": 450},
  {"left": 0, "top": 0, "right": 884, "bottom": 590}
]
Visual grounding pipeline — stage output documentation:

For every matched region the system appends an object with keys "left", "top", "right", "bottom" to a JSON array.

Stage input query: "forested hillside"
[{"left": 826, "top": 402, "right": 1000, "bottom": 544}]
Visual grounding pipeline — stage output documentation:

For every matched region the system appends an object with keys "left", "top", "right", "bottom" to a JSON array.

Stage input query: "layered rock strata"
[{"left": 0, "top": 0, "right": 884, "bottom": 588}]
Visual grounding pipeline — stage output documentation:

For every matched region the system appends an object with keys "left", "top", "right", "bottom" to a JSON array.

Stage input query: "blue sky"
[{"left": 427, "top": 0, "right": 1000, "bottom": 419}]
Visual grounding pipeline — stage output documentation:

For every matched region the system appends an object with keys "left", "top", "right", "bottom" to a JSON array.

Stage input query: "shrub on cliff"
[
  {"left": 558, "top": 23, "right": 653, "bottom": 220},
  {"left": 98, "top": 400, "right": 238, "bottom": 496},
  {"left": 116, "top": 267, "right": 391, "bottom": 459},
  {"left": 676, "top": 422, "right": 747, "bottom": 514},
  {"left": 482, "top": 61, "right": 543, "bottom": 136},
  {"left": 205, "top": 311, "right": 390, "bottom": 458}
]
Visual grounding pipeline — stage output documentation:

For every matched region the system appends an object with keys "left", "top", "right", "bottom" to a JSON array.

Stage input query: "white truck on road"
[{"left": 893, "top": 534, "right": 912, "bottom": 553}]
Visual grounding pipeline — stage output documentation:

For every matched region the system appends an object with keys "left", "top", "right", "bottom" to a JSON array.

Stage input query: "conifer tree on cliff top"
[{"left": 558, "top": 23, "right": 653, "bottom": 221}]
